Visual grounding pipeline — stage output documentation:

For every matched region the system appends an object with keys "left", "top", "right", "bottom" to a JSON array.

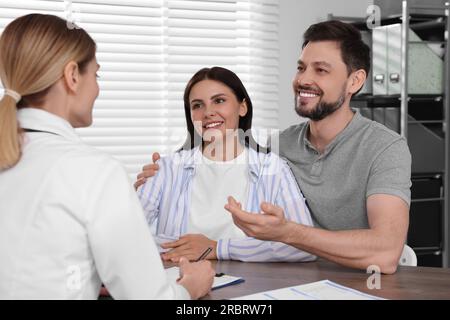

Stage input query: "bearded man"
[{"left": 226, "top": 20, "right": 412, "bottom": 274}]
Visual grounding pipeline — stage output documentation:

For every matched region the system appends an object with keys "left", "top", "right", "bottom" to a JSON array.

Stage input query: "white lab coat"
[{"left": 0, "top": 108, "right": 190, "bottom": 300}]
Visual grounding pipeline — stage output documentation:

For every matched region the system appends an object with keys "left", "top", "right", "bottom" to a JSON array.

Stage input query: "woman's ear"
[
  {"left": 348, "top": 69, "right": 367, "bottom": 95},
  {"left": 63, "top": 61, "right": 80, "bottom": 94},
  {"left": 239, "top": 99, "right": 248, "bottom": 117}
]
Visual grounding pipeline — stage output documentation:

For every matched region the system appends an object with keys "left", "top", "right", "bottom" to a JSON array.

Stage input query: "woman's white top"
[
  {"left": 0, "top": 108, "right": 189, "bottom": 300},
  {"left": 187, "top": 149, "right": 248, "bottom": 239}
]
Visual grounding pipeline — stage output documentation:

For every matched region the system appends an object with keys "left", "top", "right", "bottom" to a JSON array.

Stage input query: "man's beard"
[{"left": 295, "top": 85, "right": 346, "bottom": 121}]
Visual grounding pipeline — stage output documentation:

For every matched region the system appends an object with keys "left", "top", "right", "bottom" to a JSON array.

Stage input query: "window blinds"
[{"left": 0, "top": 0, "right": 280, "bottom": 177}]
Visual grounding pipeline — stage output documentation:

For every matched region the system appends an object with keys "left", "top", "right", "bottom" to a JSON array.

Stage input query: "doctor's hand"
[
  {"left": 161, "top": 234, "right": 217, "bottom": 262},
  {"left": 225, "top": 196, "right": 291, "bottom": 242},
  {"left": 134, "top": 152, "right": 160, "bottom": 190},
  {"left": 177, "top": 257, "right": 215, "bottom": 300}
]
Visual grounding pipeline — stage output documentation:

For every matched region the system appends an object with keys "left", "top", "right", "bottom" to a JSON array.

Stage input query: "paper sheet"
[
  {"left": 232, "top": 280, "right": 385, "bottom": 300},
  {"left": 166, "top": 267, "right": 244, "bottom": 290}
]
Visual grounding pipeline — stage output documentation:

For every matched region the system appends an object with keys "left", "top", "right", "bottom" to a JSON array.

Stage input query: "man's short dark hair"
[{"left": 302, "top": 20, "right": 370, "bottom": 76}]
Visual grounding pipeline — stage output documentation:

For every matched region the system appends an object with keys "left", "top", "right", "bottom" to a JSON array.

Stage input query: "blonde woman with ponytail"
[{"left": 0, "top": 14, "right": 213, "bottom": 300}]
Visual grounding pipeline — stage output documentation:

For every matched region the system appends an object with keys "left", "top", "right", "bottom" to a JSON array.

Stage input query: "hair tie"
[{"left": 4, "top": 89, "right": 22, "bottom": 103}]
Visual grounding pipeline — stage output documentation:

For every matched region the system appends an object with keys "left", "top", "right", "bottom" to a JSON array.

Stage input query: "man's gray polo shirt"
[{"left": 278, "top": 110, "right": 411, "bottom": 230}]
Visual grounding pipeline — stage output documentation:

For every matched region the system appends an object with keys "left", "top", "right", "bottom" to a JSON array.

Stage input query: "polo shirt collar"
[{"left": 303, "top": 109, "right": 362, "bottom": 156}]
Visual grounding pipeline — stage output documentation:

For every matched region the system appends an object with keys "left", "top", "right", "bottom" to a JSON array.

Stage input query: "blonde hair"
[{"left": 0, "top": 14, "right": 96, "bottom": 170}]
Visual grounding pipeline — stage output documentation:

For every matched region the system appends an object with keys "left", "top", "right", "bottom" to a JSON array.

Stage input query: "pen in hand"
[
  {"left": 195, "top": 247, "right": 213, "bottom": 262},
  {"left": 176, "top": 247, "right": 213, "bottom": 282},
  {"left": 194, "top": 247, "right": 223, "bottom": 277}
]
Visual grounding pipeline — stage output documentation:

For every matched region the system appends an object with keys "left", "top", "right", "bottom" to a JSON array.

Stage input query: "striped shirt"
[{"left": 137, "top": 146, "right": 316, "bottom": 262}]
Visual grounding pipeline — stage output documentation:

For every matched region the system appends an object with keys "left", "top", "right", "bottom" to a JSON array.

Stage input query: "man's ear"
[
  {"left": 239, "top": 99, "right": 248, "bottom": 117},
  {"left": 63, "top": 61, "right": 80, "bottom": 94},
  {"left": 348, "top": 69, "right": 367, "bottom": 95}
]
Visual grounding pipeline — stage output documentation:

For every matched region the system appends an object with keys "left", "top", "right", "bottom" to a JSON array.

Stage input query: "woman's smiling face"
[{"left": 189, "top": 79, "right": 247, "bottom": 143}]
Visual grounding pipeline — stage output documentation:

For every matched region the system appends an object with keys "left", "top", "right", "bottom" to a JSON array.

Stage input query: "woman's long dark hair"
[{"left": 180, "top": 66, "right": 268, "bottom": 153}]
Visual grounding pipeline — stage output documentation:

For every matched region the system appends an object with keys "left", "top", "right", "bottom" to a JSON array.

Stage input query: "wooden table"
[{"left": 202, "top": 259, "right": 450, "bottom": 300}]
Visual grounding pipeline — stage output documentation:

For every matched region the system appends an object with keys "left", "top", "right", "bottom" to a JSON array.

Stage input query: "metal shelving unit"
[
  {"left": 444, "top": 1, "right": 450, "bottom": 269},
  {"left": 399, "top": 0, "right": 448, "bottom": 269}
]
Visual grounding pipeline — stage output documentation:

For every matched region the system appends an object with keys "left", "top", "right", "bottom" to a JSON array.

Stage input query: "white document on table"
[
  {"left": 166, "top": 267, "right": 244, "bottom": 290},
  {"left": 232, "top": 280, "right": 385, "bottom": 300}
]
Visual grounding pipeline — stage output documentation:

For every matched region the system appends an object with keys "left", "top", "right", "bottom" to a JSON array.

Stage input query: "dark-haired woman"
[{"left": 137, "top": 67, "right": 315, "bottom": 263}]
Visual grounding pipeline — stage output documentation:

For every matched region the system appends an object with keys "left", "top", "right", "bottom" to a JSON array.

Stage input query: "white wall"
[{"left": 278, "top": 0, "right": 373, "bottom": 129}]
